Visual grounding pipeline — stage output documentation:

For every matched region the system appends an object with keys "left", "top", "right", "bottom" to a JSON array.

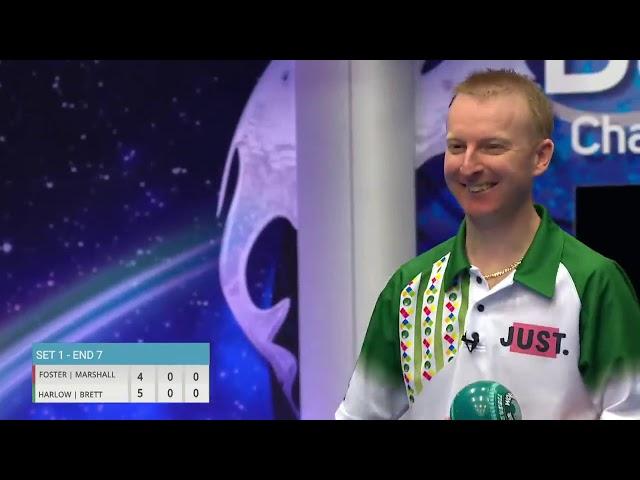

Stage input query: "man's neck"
[{"left": 465, "top": 202, "right": 541, "bottom": 278}]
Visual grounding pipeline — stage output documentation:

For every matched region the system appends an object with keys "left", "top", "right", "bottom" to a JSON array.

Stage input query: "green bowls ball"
[{"left": 450, "top": 380, "right": 522, "bottom": 420}]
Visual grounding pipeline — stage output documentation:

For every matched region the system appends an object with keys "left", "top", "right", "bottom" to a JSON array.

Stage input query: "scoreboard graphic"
[{"left": 32, "top": 343, "right": 210, "bottom": 403}]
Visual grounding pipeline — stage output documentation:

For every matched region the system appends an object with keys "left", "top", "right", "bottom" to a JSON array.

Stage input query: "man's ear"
[{"left": 533, "top": 139, "right": 554, "bottom": 177}]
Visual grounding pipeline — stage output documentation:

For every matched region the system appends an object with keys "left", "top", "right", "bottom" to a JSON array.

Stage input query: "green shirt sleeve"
[
  {"left": 579, "top": 259, "right": 640, "bottom": 391},
  {"left": 336, "top": 271, "right": 409, "bottom": 419},
  {"left": 358, "top": 271, "right": 405, "bottom": 387}
]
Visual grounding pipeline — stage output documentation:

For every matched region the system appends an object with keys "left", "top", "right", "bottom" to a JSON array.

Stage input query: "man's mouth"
[{"left": 463, "top": 182, "right": 497, "bottom": 194}]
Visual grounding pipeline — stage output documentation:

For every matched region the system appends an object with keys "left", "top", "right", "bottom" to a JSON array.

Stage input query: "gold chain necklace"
[{"left": 483, "top": 257, "right": 524, "bottom": 280}]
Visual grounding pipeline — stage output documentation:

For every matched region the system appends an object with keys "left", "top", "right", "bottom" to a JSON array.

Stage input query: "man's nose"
[{"left": 458, "top": 148, "right": 483, "bottom": 177}]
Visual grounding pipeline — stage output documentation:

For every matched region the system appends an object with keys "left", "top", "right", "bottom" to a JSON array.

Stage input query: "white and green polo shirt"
[{"left": 336, "top": 205, "right": 640, "bottom": 420}]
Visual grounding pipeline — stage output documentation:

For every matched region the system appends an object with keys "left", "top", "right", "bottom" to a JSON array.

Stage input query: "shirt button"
[
  {"left": 477, "top": 304, "right": 485, "bottom": 312},
  {"left": 476, "top": 276, "right": 482, "bottom": 284}
]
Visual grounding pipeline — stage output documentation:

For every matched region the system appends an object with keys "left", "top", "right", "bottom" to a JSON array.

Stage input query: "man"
[{"left": 336, "top": 69, "right": 640, "bottom": 420}]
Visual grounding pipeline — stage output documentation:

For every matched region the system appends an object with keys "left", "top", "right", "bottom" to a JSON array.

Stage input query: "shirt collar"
[{"left": 442, "top": 204, "right": 564, "bottom": 298}]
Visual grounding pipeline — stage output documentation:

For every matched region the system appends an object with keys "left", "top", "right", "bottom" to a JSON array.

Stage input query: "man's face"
[{"left": 444, "top": 92, "right": 551, "bottom": 223}]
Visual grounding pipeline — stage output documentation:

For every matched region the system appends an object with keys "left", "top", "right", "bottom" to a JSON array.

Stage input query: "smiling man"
[{"left": 336, "top": 69, "right": 640, "bottom": 420}]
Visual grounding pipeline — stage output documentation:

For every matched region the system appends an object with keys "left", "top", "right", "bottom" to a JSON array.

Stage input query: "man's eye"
[
  {"left": 486, "top": 144, "right": 505, "bottom": 151},
  {"left": 448, "top": 145, "right": 464, "bottom": 153}
]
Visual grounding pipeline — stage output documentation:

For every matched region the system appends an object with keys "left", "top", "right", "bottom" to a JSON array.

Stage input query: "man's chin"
[{"left": 461, "top": 204, "right": 505, "bottom": 225}]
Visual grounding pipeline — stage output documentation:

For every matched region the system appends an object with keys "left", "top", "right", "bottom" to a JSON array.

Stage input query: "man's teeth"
[{"left": 468, "top": 183, "right": 495, "bottom": 193}]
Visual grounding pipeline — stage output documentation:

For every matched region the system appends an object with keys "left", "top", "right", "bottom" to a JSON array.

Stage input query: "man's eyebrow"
[
  {"left": 445, "top": 137, "right": 512, "bottom": 144},
  {"left": 480, "top": 137, "right": 511, "bottom": 144}
]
